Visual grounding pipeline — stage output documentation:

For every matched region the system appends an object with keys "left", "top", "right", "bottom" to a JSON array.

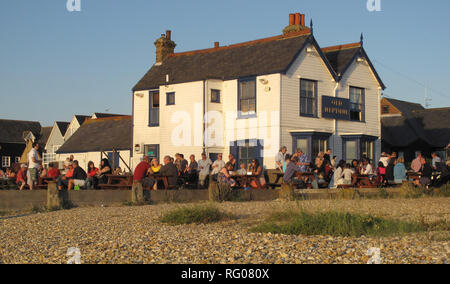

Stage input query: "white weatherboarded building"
[
  {"left": 56, "top": 116, "right": 132, "bottom": 172},
  {"left": 131, "top": 13, "right": 385, "bottom": 170}
]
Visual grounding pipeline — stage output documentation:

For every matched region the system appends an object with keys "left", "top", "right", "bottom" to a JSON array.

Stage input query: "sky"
[{"left": 1, "top": 0, "right": 449, "bottom": 126}]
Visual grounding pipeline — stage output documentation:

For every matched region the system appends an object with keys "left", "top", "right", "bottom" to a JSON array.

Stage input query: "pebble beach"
[{"left": 0, "top": 198, "right": 449, "bottom": 264}]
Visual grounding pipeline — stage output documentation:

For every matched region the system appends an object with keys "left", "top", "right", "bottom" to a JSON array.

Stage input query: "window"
[
  {"left": 292, "top": 132, "right": 331, "bottom": 161},
  {"left": 15, "top": 157, "right": 20, "bottom": 163},
  {"left": 2, "top": 156, "right": 11, "bottom": 168},
  {"left": 211, "top": 89, "right": 221, "bottom": 103},
  {"left": 345, "top": 141, "right": 357, "bottom": 163},
  {"left": 349, "top": 87, "right": 364, "bottom": 121},
  {"left": 382, "top": 105, "right": 389, "bottom": 114},
  {"left": 238, "top": 78, "right": 256, "bottom": 117},
  {"left": 300, "top": 79, "right": 317, "bottom": 117},
  {"left": 149, "top": 91, "right": 160, "bottom": 126},
  {"left": 166, "top": 92, "right": 175, "bottom": 105},
  {"left": 342, "top": 135, "right": 377, "bottom": 163},
  {"left": 230, "top": 139, "right": 264, "bottom": 169},
  {"left": 144, "top": 144, "right": 159, "bottom": 160},
  {"left": 360, "top": 140, "right": 374, "bottom": 161}
]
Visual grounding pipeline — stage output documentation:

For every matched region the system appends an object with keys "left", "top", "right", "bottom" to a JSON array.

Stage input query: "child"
[
  {"left": 236, "top": 162, "right": 247, "bottom": 176},
  {"left": 342, "top": 164, "right": 354, "bottom": 185},
  {"left": 377, "top": 162, "right": 387, "bottom": 185}
]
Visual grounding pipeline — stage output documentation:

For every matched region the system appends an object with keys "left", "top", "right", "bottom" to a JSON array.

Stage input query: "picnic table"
[
  {"left": 37, "top": 176, "right": 55, "bottom": 189},
  {"left": 230, "top": 174, "right": 264, "bottom": 189},
  {"left": 407, "top": 171, "right": 421, "bottom": 182},
  {"left": 99, "top": 174, "right": 133, "bottom": 190},
  {"left": 147, "top": 174, "right": 171, "bottom": 190}
]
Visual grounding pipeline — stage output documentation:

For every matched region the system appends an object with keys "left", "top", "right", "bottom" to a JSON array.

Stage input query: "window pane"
[
  {"left": 296, "top": 139, "right": 308, "bottom": 157},
  {"left": 300, "top": 79, "right": 316, "bottom": 116},
  {"left": 346, "top": 141, "right": 357, "bottom": 163},
  {"left": 152, "top": 92, "right": 159, "bottom": 107},
  {"left": 239, "top": 79, "right": 256, "bottom": 114}
]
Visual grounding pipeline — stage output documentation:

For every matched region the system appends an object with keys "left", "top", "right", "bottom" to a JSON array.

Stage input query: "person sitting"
[
  {"left": 96, "top": 158, "right": 112, "bottom": 185},
  {"left": 393, "top": 157, "right": 407, "bottom": 184},
  {"left": 414, "top": 157, "right": 432, "bottom": 187},
  {"left": 333, "top": 160, "right": 347, "bottom": 187},
  {"left": 159, "top": 156, "right": 179, "bottom": 189},
  {"left": 211, "top": 153, "right": 226, "bottom": 181},
  {"left": 293, "top": 148, "right": 310, "bottom": 172},
  {"left": 411, "top": 152, "right": 423, "bottom": 173},
  {"left": 311, "top": 157, "right": 327, "bottom": 189},
  {"left": 275, "top": 146, "right": 287, "bottom": 172},
  {"left": 57, "top": 163, "right": 74, "bottom": 190},
  {"left": 250, "top": 159, "right": 266, "bottom": 189},
  {"left": 133, "top": 156, "right": 154, "bottom": 190},
  {"left": 85, "top": 161, "right": 99, "bottom": 189},
  {"left": 376, "top": 162, "right": 387, "bottom": 186},
  {"left": 351, "top": 159, "right": 361, "bottom": 175},
  {"left": 283, "top": 155, "right": 303, "bottom": 187},
  {"left": 113, "top": 167, "right": 123, "bottom": 175},
  {"left": 186, "top": 154, "right": 198, "bottom": 186},
  {"left": 39, "top": 165, "right": 48, "bottom": 178},
  {"left": 361, "top": 158, "right": 374, "bottom": 176},
  {"left": 68, "top": 160, "right": 87, "bottom": 190},
  {"left": 217, "top": 162, "right": 237, "bottom": 187},
  {"left": 6, "top": 168, "right": 16, "bottom": 179},
  {"left": 236, "top": 161, "right": 247, "bottom": 176},
  {"left": 342, "top": 163, "right": 354, "bottom": 185},
  {"left": 47, "top": 162, "right": 61, "bottom": 179},
  {"left": 16, "top": 164, "right": 28, "bottom": 191},
  {"left": 150, "top": 158, "right": 161, "bottom": 174},
  {"left": 431, "top": 152, "right": 442, "bottom": 170}
]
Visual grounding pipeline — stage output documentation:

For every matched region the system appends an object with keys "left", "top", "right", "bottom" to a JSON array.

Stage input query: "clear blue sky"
[{"left": 1, "top": 0, "right": 449, "bottom": 126}]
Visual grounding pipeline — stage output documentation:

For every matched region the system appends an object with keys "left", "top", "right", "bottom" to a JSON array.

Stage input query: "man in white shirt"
[
  {"left": 27, "top": 142, "right": 41, "bottom": 190},
  {"left": 211, "top": 153, "right": 225, "bottom": 175},
  {"left": 198, "top": 153, "right": 212, "bottom": 187},
  {"left": 361, "top": 158, "right": 374, "bottom": 175}
]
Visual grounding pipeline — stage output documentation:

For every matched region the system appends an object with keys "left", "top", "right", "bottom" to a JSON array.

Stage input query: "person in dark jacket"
[
  {"left": 385, "top": 157, "right": 396, "bottom": 184},
  {"left": 160, "top": 156, "right": 179, "bottom": 188},
  {"left": 414, "top": 157, "right": 432, "bottom": 187},
  {"left": 68, "top": 160, "right": 87, "bottom": 190}
]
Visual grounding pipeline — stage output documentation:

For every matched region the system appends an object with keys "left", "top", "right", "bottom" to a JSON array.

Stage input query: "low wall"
[{"left": 0, "top": 190, "right": 47, "bottom": 211}]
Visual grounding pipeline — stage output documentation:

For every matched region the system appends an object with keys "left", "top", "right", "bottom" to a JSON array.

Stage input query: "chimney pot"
[
  {"left": 166, "top": 30, "right": 171, "bottom": 40},
  {"left": 301, "top": 14, "right": 305, "bottom": 26},
  {"left": 214, "top": 42, "right": 220, "bottom": 48},
  {"left": 289, "top": 14, "right": 295, "bottom": 26},
  {"left": 295, "top": 13, "right": 301, "bottom": 25}
]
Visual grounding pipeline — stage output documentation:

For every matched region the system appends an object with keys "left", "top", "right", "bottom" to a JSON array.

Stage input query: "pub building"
[{"left": 131, "top": 13, "right": 385, "bottom": 169}]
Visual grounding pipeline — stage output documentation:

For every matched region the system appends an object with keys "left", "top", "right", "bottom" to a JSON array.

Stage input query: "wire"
[{"left": 372, "top": 59, "right": 450, "bottom": 100}]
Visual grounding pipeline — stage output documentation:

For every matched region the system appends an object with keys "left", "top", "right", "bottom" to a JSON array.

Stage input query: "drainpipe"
[
  {"left": 203, "top": 80, "right": 206, "bottom": 154},
  {"left": 333, "top": 81, "right": 339, "bottom": 153}
]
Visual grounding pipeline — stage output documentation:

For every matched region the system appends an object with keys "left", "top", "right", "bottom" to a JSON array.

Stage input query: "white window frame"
[{"left": 2, "top": 156, "right": 11, "bottom": 168}]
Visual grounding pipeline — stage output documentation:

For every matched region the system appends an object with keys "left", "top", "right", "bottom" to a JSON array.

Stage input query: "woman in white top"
[
  {"left": 361, "top": 158, "right": 374, "bottom": 175},
  {"left": 333, "top": 160, "right": 347, "bottom": 187}
]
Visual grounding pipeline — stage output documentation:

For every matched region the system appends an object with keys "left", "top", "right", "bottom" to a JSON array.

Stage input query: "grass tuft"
[
  {"left": 250, "top": 210, "right": 435, "bottom": 237},
  {"left": 160, "top": 204, "right": 234, "bottom": 225}
]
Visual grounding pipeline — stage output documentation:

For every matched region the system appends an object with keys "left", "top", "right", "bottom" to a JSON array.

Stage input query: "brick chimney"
[
  {"left": 283, "top": 13, "right": 309, "bottom": 35},
  {"left": 154, "top": 30, "right": 176, "bottom": 64}
]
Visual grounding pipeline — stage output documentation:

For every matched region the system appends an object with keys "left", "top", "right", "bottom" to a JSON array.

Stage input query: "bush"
[
  {"left": 160, "top": 204, "right": 234, "bottom": 225},
  {"left": 250, "top": 210, "right": 429, "bottom": 237}
]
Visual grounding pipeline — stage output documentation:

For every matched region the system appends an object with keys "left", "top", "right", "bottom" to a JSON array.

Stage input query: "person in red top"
[
  {"left": 16, "top": 164, "right": 28, "bottom": 191},
  {"left": 47, "top": 162, "right": 61, "bottom": 179},
  {"left": 86, "top": 161, "right": 99, "bottom": 189},
  {"left": 134, "top": 156, "right": 156, "bottom": 189}
]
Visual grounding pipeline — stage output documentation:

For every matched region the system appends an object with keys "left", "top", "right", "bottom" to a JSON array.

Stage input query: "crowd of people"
[
  {"left": 1, "top": 142, "right": 449, "bottom": 191},
  {"left": 132, "top": 152, "right": 268, "bottom": 190},
  {"left": 277, "top": 147, "right": 449, "bottom": 189}
]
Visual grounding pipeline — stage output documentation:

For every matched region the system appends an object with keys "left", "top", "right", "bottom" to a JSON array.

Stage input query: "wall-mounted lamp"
[
  {"left": 259, "top": 78, "right": 269, "bottom": 85},
  {"left": 306, "top": 47, "right": 315, "bottom": 54}
]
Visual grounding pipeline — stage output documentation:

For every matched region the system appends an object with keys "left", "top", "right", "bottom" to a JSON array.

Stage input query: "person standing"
[
  {"left": 133, "top": 156, "right": 153, "bottom": 189},
  {"left": 198, "top": 153, "right": 212, "bottom": 188},
  {"left": 275, "top": 146, "right": 287, "bottom": 172},
  {"left": 27, "top": 142, "right": 41, "bottom": 190},
  {"left": 394, "top": 157, "right": 407, "bottom": 184}
]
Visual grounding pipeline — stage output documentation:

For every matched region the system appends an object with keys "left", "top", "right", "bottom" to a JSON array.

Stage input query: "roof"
[
  {"left": 0, "top": 119, "right": 41, "bottom": 144},
  {"left": 133, "top": 31, "right": 312, "bottom": 91},
  {"left": 383, "top": 98, "right": 425, "bottom": 117},
  {"left": 55, "top": 121, "right": 70, "bottom": 137},
  {"left": 37, "top": 127, "right": 52, "bottom": 146},
  {"left": 93, "top": 113, "right": 128, "bottom": 119},
  {"left": 382, "top": 107, "right": 450, "bottom": 148},
  {"left": 74, "top": 115, "right": 91, "bottom": 126},
  {"left": 56, "top": 116, "right": 132, "bottom": 154},
  {"left": 322, "top": 43, "right": 386, "bottom": 89}
]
